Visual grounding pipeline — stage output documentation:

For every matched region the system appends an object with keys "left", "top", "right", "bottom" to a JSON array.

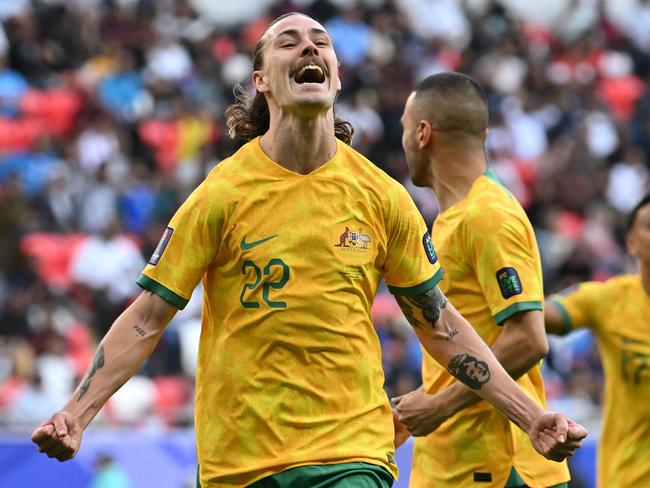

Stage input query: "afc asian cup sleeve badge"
[
  {"left": 496, "top": 267, "right": 523, "bottom": 298},
  {"left": 422, "top": 230, "right": 438, "bottom": 264}
]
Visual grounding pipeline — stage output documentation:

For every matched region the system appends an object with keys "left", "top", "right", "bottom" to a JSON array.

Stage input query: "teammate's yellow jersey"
[
  {"left": 137, "top": 137, "right": 443, "bottom": 487},
  {"left": 410, "top": 170, "right": 569, "bottom": 488},
  {"left": 549, "top": 274, "right": 650, "bottom": 488}
]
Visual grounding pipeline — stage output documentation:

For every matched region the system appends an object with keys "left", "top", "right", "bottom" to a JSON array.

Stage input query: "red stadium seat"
[
  {"left": 153, "top": 376, "right": 191, "bottom": 425},
  {"left": 20, "top": 233, "right": 88, "bottom": 290},
  {"left": 19, "top": 89, "right": 83, "bottom": 136}
]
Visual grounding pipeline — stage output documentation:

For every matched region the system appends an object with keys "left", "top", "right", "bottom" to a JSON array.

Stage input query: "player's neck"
[
  {"left": 261, "top": 111, "right": 337, "bottom": 174},
  {"left": 432, "top": 150, "right": 487, "bottom": 213}
]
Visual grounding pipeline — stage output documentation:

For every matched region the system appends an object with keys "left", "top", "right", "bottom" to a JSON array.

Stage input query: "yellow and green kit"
[
  {"left": 550, "top": 274, "right": 650, "bottom": 488},
  {"left": 138, "top": 137, "right": 442, "bottom": 487},
  {"left": 411, "top": 170, "right": 569, "bottom": 488}
]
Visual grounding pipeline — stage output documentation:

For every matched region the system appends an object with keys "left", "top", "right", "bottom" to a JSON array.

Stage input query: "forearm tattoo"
[
  {"left": 133, "top": 324, "right": 146, "bottom": 337},
  {"left": 77, "top": 344, "right": 105, "bottom": 401},
  {"left": 447, "top": 353, "right": 491, "bottom": 390},
  {"left": 394, "top": 286, "right": 448, "bottom": 330}
]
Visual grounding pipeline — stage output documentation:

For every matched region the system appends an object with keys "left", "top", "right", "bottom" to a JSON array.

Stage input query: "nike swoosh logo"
[{"left": 240, "top": 235, "right": 278, "bottom": 251}]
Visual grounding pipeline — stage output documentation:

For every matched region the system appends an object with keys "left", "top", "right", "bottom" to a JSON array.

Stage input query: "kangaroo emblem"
[{"left": 335, "top": 226, "right": 350, "bottom": 247}]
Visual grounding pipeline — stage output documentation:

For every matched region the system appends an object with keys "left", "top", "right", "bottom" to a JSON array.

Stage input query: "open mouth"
[{"left": 293, "top": 64, "right": 326, "bottom": 84}]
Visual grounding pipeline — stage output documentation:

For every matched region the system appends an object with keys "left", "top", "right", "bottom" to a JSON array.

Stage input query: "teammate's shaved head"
[{"left": 412, "top": 72, "right": 488, "bottom": 145}]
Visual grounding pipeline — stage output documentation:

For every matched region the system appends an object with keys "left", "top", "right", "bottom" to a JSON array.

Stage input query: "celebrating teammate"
[
  {"left": 545, "top": 193, "right": 650, "bottom": 487},
  {"left": 32, "top": 15, "right": 585, "bottom": 487},
  {"left": 393, "top": 72, "right": 581, "bottom": 487}
]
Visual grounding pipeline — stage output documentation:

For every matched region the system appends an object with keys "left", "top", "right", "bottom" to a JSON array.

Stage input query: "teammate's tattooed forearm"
[
  {"left": 445, "top": 329, "right": 459, "bottom": 341},
  {"left": 447, "top": 353, "right": 491, "bottom": 390},
  {"left": 77, "top": 344, "right": 105, "bottom": 401},
  {"left": 394, "top": 286, "right": 448, "bottom": 330}
]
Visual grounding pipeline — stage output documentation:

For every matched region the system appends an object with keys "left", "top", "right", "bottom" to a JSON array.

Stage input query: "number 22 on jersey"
[{"left": 240, "top": 258, "right": 290, "bottom": 309}]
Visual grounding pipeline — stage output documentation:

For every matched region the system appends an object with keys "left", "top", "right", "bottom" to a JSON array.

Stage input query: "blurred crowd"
[{"left": 1, "top": 0, "right": 649, "bottom": 433}]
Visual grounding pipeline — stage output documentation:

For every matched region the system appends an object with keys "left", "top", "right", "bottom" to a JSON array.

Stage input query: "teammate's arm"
[
  {"left": 394, "top": 310, "right": 547, "bottom": 434},
  {"left": 393, "top": 286, "right": 586, "bottom": 461},
  {"left": 30, "top": 291, "right": 177, "bottom": 461},
  {"left": 545, "top": 300, "right": 570, "bottom": 335}
]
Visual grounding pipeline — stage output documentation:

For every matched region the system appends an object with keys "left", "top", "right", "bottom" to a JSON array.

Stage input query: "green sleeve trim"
[
  {"left": 548, "top": 298, "right": 572, "bottom": 335},
  {"left": 387, "top": 268, "right": 444, "bottom": 296},
  {"left": 493, "top": 300, "right": 542, "bottom": 325},
  {"left": 136, "top": 273, "right": 189, "bottom": 310}
]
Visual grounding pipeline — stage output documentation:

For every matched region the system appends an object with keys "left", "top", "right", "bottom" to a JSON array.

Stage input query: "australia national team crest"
[
  {"left": 333, "top": 223, "right": 373, "bottom": 256},
  {"left": 330, "top": 220, "right": 377, "bottom": 268}
]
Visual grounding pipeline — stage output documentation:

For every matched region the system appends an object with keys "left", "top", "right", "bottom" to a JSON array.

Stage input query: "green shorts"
[{"left": 247, "top": 462, "right": 393, "bottom": 488}]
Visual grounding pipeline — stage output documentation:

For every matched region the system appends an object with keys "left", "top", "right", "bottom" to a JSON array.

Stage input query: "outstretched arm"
[
  {"left": 392, "top": 286, "right": 586, "bottom": 460},
  {"left": 31, "top": 291, "right": 177, "bottom": 461},
  {"left": 394, "top": 310, "right": 548, "bottom": 435}
]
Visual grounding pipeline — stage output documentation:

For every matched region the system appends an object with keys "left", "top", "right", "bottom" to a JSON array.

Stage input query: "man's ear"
[
  {"left": 336, "top": 65, "right": 342, "bottom": 91},
  {"left": 417, "top": 120, "right": 432, "bottom": 150},
  {"left": 252, "top": 70, "right": 269, "bottom": 93}
]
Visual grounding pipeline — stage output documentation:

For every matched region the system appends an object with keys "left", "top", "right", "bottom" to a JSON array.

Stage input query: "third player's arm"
[
  {"left": 544, "top": 299, "right": 570, "bottom": 335},
  {"left": 394, "top": 286, "right": 546, "bottom": 434}
]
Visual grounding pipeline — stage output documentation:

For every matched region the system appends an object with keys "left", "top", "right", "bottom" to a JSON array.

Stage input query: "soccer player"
[
  {"left": 393, "top": 72, "right": 576, "bottom": 487},
  {"left": 545, "top": 193, "right": 650, "bottom": 487},
  {"left": 31, "top": 15, "right": 585, "bottom": 487}
]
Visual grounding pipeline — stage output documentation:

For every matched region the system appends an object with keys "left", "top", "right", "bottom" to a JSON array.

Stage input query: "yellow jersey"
[
  {"left": 549, "top": 274, "right": 650, "bottom": 488},
  {"left": 411, "top": 170, "right": 569, "bottom": 487},
  {"left": 137, "top": 137, "right": 443, "bottom": 487}
]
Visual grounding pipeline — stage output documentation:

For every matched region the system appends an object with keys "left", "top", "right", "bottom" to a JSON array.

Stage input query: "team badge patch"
[
  {"left": 496, "top": 267, "right": 522, "bottom": 298},
  {"left": 422, "top": 230, "right": 438, "bottom": 264},
  {"left": 149, "top": 227, "right": 173, "bottom": 266}
]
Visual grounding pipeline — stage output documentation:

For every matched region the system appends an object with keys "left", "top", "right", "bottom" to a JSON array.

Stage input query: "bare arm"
[
  {"left": 544, "top": 300, "right": 568, "bottom": 335},
  {"left": 394, "top": 287, "right": 544, "bottom": 430},
  {"left": 400, "top": 310, "right": 548, "bottom": 424},
  {"left": 393, "top": 286, "right": 586, "bottom": 459},
  {"left": 31, "top": 291, "right": 177, "bottom": 460}
]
